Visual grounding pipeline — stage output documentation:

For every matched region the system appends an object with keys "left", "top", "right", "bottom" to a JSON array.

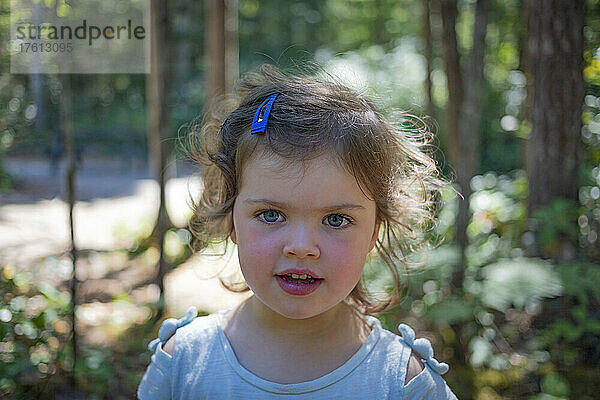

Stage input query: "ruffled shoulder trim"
[
  {"left": 398, "top": 323, "right": 449, "bottom": 375},
  {"left": 148, "top": 306, "right": 198, "bottom": 352}
]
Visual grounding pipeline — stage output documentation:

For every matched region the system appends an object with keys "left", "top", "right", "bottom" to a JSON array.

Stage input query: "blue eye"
[
  {"left": 325, "top": 214, "right": 351, "bottom": 228},
  {"left": 259, "top": 210, "right": 282, "bottom": 223}
]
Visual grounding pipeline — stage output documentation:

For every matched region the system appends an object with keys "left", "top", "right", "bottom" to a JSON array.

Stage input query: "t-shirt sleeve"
[
  {"left": 137, "top": 342, "right": 173, "bottom": 400},
  {"left": 403, "top": 364, "right": 458, "bottom": 399},
  {"left": 397, "top": 323, "right": 459, "bottom": 400},
  {"left": 137, "top": 307, "right": 198, "bottom": 400}
]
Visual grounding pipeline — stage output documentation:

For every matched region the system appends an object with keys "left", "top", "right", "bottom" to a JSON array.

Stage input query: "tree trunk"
[
  {"left": 520, "top": 0, "right": 532, "bottom": 171},
  {"left": 423, "top": 0, "right": 434, "bottom": 120},
  {"left": 440, "top": 0, "right": 488, "bottom": 283},
  {"left": 30, "top": 2, "right": 47, "bottom": 146},
  {"left": 525, "top": 0, "right": 585, "bottom": 261},
  {"left": 440, "top": 0, "right": 462, "bottom": 168},
  {"left": 225, "top": 0, "right": 239, "bottom": 93},
  {"left": 373, "top": 0, "right": 387, "bottom": 45},
  {"left": 147, "top": 0, "right": 172, "bottom": 320},
  {"left": 205, "top": 0, "right": 238, "bottom": 101},
  {"left": 60, "top": 74, "right": 78, "bottom": 387},
  {"left": 439, "top": 0, "right": 488, "bottom": 371},
  {"left": 455, "top": 0, "right": 488, "bottom": 273},
  {"left": 206, "top": 0, "right": 226, "bottom": 100}
]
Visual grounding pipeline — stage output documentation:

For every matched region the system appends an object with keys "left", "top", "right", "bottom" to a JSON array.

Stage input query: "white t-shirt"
[{"left": 138, "top": 307, "right": 458, "bottom": 399}]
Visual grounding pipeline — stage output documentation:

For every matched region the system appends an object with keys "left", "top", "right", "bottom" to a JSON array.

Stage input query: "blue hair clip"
[{"left": 250, "top": 93, "right": 279, "bottom": 134}]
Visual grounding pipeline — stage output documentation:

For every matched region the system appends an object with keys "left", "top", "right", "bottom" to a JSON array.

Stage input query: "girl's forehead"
[
  {"left": 237, "top": 152, "right": 376, "bottom": 211},
  {"left": 242, "top": 152, "right": 349, "bottom": 185}
]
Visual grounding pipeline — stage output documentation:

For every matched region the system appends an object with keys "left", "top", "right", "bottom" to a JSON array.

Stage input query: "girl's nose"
[{"left": 283, "top": 226, "right": 320, "bottom": 259}]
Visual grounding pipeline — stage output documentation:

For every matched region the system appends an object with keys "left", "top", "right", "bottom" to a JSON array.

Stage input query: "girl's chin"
[
  {"left": 251, "top": 296, "right": 325, "bottom": 320},
  {"left": 278, "top": 309, "right": 324, "bottom": 320},
  {"left": 267, "top": 304, "right": 324, "bottom": 320},
  {"left": 267, "top": 300, "right": 347, "bottom": 321}
]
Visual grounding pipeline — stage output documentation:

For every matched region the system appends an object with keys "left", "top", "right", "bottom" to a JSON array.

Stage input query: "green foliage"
[
  {"left": 540, "top": 372, "right": 570, "bottom": 398},
  {"left": 316, "top": 39, "right": 429, "bottom": 113},
  {"left": 478, "top": 0, "right": 525, "bottom": 173},
  {"left": 426, "top": 295, "right": 475, "bottom": 326},
  {"left": 580, "top": 95, "right": 600, "bottom": 262},
  {"left": 465, "top": 171, "right": 529, "bottom": 264},
  {"left": 0, "top": 260, "right": 164, "bottom": 399},
  {"left": 73, "top": 319, "right": 157, "bottom": 399},
  {"left": 539, "top": 262, "right": 600, "bottom": 366},
  {"left": 532, "top": 199, "right": 580, "bottom": 255},
  {"left": 0, "top": 265, "right": 72, "bottom": 398},
  {"left": 0, "top": 165, "right": 13, "bottom": 191},
  {"left": 370, "top": 170, "right": 600, "bottom": 398},
  {"left": 163, "top": 228, "right": 193, "bottom": 266}
]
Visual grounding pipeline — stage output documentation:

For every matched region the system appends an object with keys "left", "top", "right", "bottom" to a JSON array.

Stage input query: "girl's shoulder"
[
  {"left": 393, "top": 323, "right": 450, "bottom": 376},
  {"left": 148, "top": 307, "right": 224, "bottom": 357},
  {"left": 138, "top": 308, "right": 227, "bottom": 399},
  {"left": 376, "top": 321, "right": 457, "bottom": 399},
  {"left": 370, "top": 318, "right": 449, "bottom": 374}
]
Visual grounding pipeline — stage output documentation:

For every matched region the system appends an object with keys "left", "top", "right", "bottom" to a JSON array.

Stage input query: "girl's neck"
[
  {"left": 227, "top": 296, "right": 369, "bottom": 343},
  {"left": 221, "top": 296, "right": 372, "bottom": 384},
  {"left": 253, "top": 296, "right": 353, "bottom": 336}
]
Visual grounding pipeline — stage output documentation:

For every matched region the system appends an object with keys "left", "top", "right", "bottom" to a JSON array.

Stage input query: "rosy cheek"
[
  {"left": 323, "top": 236, "right": 363, "bottom": 274},
  {"left": 239, "top": 223, "right": 280, "bottom": 260}
]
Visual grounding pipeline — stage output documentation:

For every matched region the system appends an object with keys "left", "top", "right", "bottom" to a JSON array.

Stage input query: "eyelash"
[{"left": 254, "top": 209, "right": 354, "bottom": 229}]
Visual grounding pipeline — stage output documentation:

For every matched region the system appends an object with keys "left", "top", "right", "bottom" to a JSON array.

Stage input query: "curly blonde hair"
[{"left": 186, "top": 64, "right": 446, "bottom": 315}]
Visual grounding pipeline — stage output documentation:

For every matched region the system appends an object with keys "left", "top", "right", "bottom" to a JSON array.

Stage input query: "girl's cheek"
[
  {"left": 322, "top": 236, "right": 366, "bottom": 272},
  {"left": 240, "top": 223, "right": 281, "bottom": 258}
]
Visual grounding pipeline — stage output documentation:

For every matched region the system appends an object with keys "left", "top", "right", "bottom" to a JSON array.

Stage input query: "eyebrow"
[{"left": 243, "top": 198, "right": 366, "bottom": 212}]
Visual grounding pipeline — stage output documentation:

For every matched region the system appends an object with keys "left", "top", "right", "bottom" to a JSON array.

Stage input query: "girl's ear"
[
  {"left": 227, "top": 211, "right": 237, "bottom": 244},
  {"left": 228, "top": 211, "right": 237, "bottom": 244},
  {"left": 369, "top": 219, "right": 381, "bottom": 253}
]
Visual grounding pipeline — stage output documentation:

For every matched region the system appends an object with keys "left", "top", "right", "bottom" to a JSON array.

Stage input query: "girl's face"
[{"left": 230, "top": 152, "right": 379, "bottom": 320}]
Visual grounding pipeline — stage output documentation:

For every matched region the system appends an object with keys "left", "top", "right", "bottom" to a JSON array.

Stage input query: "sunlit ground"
[{"left": 0, "top": 155, "right": 249, "bottom": 347}]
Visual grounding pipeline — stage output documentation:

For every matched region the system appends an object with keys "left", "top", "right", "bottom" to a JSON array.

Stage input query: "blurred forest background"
[{"left": 1, "top": 0, "right": 600, "bottom": 399}]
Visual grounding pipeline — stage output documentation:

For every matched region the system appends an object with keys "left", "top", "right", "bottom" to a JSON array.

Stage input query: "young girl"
[{"left": 138, "top": 65, "right": 458, "bottom": 399}]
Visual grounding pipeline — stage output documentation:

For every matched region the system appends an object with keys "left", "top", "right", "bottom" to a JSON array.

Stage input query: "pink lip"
[
  {"left": 276, "top": 276, "right": 323, "bottom": 296},
  {"left": 275, "top": 268, "right": 323, "bottom": 296}
]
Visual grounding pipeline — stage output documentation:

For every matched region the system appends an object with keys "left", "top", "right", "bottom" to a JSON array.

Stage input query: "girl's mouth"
[{"left": 275, "top": 273, "right": 323, "bottom": 296}]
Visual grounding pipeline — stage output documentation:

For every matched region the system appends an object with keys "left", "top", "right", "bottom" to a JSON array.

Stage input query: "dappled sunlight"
[
  {"left": 0, "top": 174, "right": 202, "bottom": 269},
  {"left": 0, "top": 198, "right": 71, "bottom": 268},
  {"left": 165, "top": 245, "right": 251, "bottom": 316},
  {"left": 76, "top": 300, "right": 153, "bottom": 346},
  {"left": 0, "top": 160, "right": 243, "bottom": 397},
  {"left": 479, "top": 258, "right": 563, "bottom": 312}
]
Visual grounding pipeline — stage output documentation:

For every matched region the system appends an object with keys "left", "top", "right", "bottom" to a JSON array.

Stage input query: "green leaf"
[
  {"left": 425, "top": 295, "right": 474, "bottom": 325},
  {"left": 541, "top": 373, "right": 570, "bottom": 397}
]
